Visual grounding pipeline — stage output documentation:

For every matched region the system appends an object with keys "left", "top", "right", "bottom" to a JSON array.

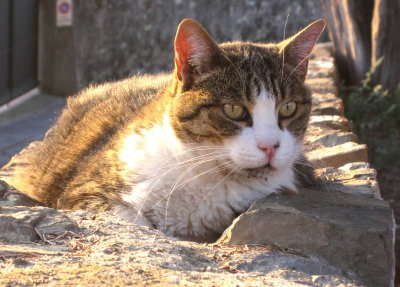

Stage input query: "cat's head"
[{"left": 169, "top": 18, "right": 325, "bottom": 181}]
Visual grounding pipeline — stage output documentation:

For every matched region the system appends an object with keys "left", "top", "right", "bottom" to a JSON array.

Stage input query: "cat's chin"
[
  {"left": 243, "top": 164, "right": 277, "bottom": 179},
  {"left": 222, "top": 163, "right": 278, "bottom": 180}
]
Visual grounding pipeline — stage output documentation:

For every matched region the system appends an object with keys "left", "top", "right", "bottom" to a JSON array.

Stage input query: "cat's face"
[{"left": 170, "top": 19, "right": 325, "bottom": 179}]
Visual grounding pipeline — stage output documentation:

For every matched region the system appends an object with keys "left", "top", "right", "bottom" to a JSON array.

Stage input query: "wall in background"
[{"left": 40, "top": 0, "right": 323, "bottom": 95}]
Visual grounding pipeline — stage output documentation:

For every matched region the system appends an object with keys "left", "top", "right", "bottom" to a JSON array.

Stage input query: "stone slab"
[
  {"left": 218, "top": 188, "right": 395, "bottom": 287},
  {"left": 0, "top": 210, "right": 362, "bottom": 287},
  {"left": 308, "top": 115, "right": 353, "bottom": 132},
  {"left": 315, "top": 162, "right": 381, "bottom": 198},
  {"left": 305, "top": 77, "right": 338, "bottom": 95},
  {"left": 0, "top": 206, "right": 79, "bottom": 243},
  {"left": 311, "top": 92, "right": 344, "bottom": 116},
  {"left": 307, "top": 142, "right": 368, "bottom": 168},
  {"left": 305, "top": 132, "right": 358, "bottom": 148}
]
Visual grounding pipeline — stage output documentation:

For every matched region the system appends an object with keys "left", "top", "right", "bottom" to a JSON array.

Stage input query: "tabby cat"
[{"left": 8, "top": 18, "right": 325, "bottom": 242}]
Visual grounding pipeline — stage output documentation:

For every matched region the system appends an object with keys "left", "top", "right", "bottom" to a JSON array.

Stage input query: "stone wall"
[
  {"left": 1, "top": 44, "right": 395, "bottom": 287},
  {"left": 40, "top": 0, "right": 323, "bottom": 94}
]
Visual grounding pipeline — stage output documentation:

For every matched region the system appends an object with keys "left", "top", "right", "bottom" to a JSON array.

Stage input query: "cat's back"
[
  {"left": 8, "top": 73, "right": 171, "bottom": 206},
  {"left": 66, "top": 73, "right": 170, "bottom": 126}
]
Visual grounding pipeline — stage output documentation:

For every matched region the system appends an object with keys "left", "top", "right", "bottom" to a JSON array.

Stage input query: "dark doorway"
[{"left": 0, "top": 0, "right": 38, "bottom": 106}]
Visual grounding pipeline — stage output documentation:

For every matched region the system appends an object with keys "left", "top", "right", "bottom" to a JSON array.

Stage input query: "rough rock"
[
  {"left": 307, "top": 57, "right": 337, "bottom": 80},
  {"left": 305, "top": 132, "right": 358, "bottom": 148},
  {"left": 305, "top": 77, "right": 338, "bottom": 94},
  {"left": 308, "top": 115, "right": 353, "bottom": 132},
  {"left": 311, "top": 92, "right": 344, "bottom": 116},
  {"left": 0, "top": 206, "right": 79, "bottom": 243},
  {"left": 307, "top": 142, "right": 368, "bottom": 168},
  {"left": 315, "top": 162, "right": 381, "bottom": 198},
  {"left": 218, "top": 189, "right": 395, "bottom": 287},
  {"left": 0, "top": 211, "right": 361, "bottom": 287}
]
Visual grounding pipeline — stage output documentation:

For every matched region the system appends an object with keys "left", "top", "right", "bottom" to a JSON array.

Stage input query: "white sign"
[{"left": 56, "top": 0, "right": 73, "bottom": 27}]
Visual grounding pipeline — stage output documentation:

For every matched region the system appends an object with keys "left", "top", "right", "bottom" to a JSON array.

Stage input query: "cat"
[{"left": 6, "top": 18, "right": 325, "bottom": 242}]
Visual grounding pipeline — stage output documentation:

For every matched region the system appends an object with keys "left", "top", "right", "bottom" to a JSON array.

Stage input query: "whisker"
[
  {"left": 168, "top": 155, "right": 229, "bottom": 193},
  {"left": 295, "top": 157, "right": 325, "bottom": 170},
  {"left": 280, "top": 12, "right": 290, "bottom": 84},
  {"left": 133, "top": 150, "right": 229, "bottom": 223},
  {"left": 283, "top": 52, "right": 313, "bottom": 85},
  {"left": 162, "top": 161, "right": 231, "bottom": 231},
  {"left": 160, "top": 150, "right": 228, "bottom": 170},
  {"left": 205, "top": 168, "right": 235, "bottom": 198},
  {"left": 148, "top": 154, "right": 229, "bottom": 211}
]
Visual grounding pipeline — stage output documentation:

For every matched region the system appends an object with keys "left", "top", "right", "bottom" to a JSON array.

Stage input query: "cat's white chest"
[
  {"left": 116, "top": 118, "right": 296, "bottom": 239},
  {"left": 118, "top": 163, "right": 280, "bottom": 238}
]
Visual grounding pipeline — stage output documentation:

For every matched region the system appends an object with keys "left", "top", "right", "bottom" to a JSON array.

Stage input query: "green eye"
[
  {"left": 279, "top": 102, "right": 297, "bottom": 119},
  {"left": 223, "top": 104, "right": 247, "bottom": 121}
]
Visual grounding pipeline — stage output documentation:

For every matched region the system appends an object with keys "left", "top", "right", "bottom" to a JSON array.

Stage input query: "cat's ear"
[
  {"left": 280, "top": 19, "right": 326, "bottom": 81},
  {"left": 174, "top": 18, "right": 223, "bottom": 89}
]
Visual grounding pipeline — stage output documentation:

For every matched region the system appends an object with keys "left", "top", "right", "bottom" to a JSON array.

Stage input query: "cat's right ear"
[{"left": 174, "top": 19, "right": 222, "bottom": 90}]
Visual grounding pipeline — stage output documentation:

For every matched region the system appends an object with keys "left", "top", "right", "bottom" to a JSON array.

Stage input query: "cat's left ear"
[
  {"left": 280, "top": 19, "right": 326, "bottom": 81},
  {"left": 174, "top": 19, "right": 224, "bottom": 90}
]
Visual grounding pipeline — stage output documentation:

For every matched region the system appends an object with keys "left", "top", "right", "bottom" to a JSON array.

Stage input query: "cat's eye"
[
  {"left": 279, "top": 102, "right": 297, "bottom": 119},
  {"left": 222, "top": 104, "right": 248, "bottom": 121}
]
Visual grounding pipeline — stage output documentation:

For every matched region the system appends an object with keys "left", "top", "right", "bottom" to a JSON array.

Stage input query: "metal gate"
[{"left": 0, "top": 0, "right": 38, "bottom": 106}]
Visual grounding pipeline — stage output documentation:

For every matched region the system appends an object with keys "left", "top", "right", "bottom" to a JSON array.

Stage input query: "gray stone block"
[
  {"left": 1, "top": 210, "right": 364, "bottom": 286},
  {"left": 308, "top": 115, "right": 353, "bottom": 132},
  {"left": 218, "top": 189, "right": 395, "bottom": 287},
  {"left": 315, "top": 162, "right": 381, "bottom": 198},
  {"left": 307, "top": 142, "right": 368, "bottom": 168},
  {"left": 306, "top": 132, "right": 358, "bottom": 148},
  {"left": 0, "top": 206, "right": 79, "bottom": 243}
]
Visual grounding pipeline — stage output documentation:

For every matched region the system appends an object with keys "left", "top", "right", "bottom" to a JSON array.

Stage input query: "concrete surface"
[{"left": 0, "top": 91, "right": 65, "bottom": 167}]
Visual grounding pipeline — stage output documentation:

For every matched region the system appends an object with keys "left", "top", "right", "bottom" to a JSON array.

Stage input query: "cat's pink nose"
[{"left": 257, "top": 142, "right": 279, "bottom": 162}]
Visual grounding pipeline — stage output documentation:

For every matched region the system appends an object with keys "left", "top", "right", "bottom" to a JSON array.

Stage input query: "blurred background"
[{"left": 0, "top": 0, "right": 323, "bottom": 98}]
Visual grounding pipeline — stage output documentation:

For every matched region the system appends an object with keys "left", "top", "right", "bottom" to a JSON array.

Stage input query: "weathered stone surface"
[
  {"left": 0, "top": 243, "right": 69, "bottom": 257},
  {"left": 311, "top": 92, "right": 344, "bottom": 116},
  {"left": 0, "top": 211, "right": 361, "bottom": 287},
  {"left": 307, "top": 57, "right": 337, "bottom": 79},
  {"left": 315, "top": 162, "right": 381, "bottom": 198},
  {"left": 305, "top": 131, "right": 357, "bottom": 148},
  {"left": 0, "top": 206, "right": 79, "bottom": 243},
  {"left": 307, "top": 142, "right": 368, "bottom": 168},
  {"left": 305, "top": 77, "right": 338, "bottom": 94},
  {"left": 308, "top": 115, "right": 353, "bottom": 132},
  {"left": 218, "top": 189, "right": 395, "bottom": 287}
]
